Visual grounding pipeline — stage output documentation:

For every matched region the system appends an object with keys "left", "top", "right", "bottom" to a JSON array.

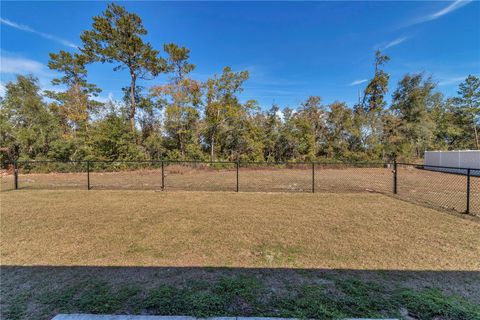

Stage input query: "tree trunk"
[{"left": 130, "top": 73, "right": 136, "bottom": 133}]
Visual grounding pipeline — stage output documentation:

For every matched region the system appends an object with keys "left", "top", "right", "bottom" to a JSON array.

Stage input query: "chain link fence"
[
  {"left": 396, "top": 163, "right": 479, "bottom": 215},
  {"left": 1, "top": 160, "right": 478, "bottom": 216},
  {"left": 314, "top": 162, "right": 392, "bottom": 194}
]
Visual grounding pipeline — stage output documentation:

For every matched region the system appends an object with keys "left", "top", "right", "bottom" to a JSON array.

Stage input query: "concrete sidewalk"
[{"left": 52, "top": 314, "right": 399, "bottom": 320}]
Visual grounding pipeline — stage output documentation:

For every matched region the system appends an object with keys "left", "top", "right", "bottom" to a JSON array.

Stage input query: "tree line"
[{"left": 1, "top": 3, "right": 479, "bottom": 164}]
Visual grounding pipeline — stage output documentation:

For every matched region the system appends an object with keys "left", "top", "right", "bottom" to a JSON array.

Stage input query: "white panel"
[
  {"left": 425, "top": 151, "right": 440, "bottom": 166},
  {"left": 459, "top": 151, "right": 480, "bottom": 169},
  {"left": 424, "top": 150, "right": 479, "bottom": 176},
  {"left": 424, "top": 151, "right": 432, "bottom": 166},
  {"left": 441, "top": 151, "right": 458, "bottom": 168}
]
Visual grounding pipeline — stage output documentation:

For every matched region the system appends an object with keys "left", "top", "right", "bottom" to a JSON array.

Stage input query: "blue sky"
[{"left": 1, "top": 1, "right": 479, "bottom": 109}]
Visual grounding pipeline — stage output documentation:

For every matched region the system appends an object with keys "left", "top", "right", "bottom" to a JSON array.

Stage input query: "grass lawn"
[{"left": 1, "top": 190, "right": 479, "bottom": 319}]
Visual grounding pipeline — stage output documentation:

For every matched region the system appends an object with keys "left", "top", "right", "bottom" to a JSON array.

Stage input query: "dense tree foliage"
[{"left": 1, "top": 3, "right": 479, "bottom": 164}]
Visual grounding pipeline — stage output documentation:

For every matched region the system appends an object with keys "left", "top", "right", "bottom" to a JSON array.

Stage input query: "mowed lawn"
[
  {"left": 1, "top": 190, "right": 479, "bottom": 269},
  {"left": 1, "top": 190, "right": 480, "bottom": 319}
]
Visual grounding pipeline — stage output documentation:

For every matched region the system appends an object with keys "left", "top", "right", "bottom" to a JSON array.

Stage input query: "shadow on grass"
[{"left": 2, "top": 266, "right": 480, "bottom": 320}]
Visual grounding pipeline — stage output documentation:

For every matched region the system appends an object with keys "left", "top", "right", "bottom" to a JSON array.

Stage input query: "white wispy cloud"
[
  {"left": 96, "top": 92, "right": 115, "bottom": 103},
  {"left": 0, "top": 55, "right": 49, "bottom": 76},
  {"left": 405, "top": 0, "right": 472, "bottom": 27},
  {"left": 438, "top": 76, "right": 467, "bottom": 86},
  {"left": 382, "top": 36, "right": 408, "bottom": 50},
  {"left": 0, "top": 52, "right": 58, "bottom": 96},
  {"left": 0, "top": 17, "right": 78, "bottom": 48},
  {"left": 349, "top": 79, "right": 368, "bottom": 86},
  {"left": 0, "top": 82, "right": 6, "bottom": 97}
]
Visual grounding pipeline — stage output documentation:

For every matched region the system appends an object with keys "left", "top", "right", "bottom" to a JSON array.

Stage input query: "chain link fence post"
[
  {"left": 393, "top": 159, "right": 397, "bottom": 195},
  {"left": 87, "top": 161, "right": 90, "bottom": 190},
  {"left": 161, "top": 160, "right": 165, "bottom": 190},
  {"left": 236, "top": 161, "right": 239, "bottom": 192},
  {"left": 312, "top": 162, "right": 315, "bottom": 193},
  {"left": 13, "top": 160, "right": 18, "bottom": 190},
  {"left": 466, "top": 168, "right": 470, "bottom": 214}
]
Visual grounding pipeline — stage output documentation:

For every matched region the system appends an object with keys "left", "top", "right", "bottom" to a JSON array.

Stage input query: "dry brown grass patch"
[{"left": 1, "top": 190, "right": 479, "bottom": 270}]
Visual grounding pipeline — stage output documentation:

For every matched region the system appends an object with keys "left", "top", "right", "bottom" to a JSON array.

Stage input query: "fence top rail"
[
  {"left": 398, "top": 162, "right": 480, "bottom": 172},
  {"left": 5, "top": 160, "right": 233, "bottom": 165},
  {"left": 5, "top": 159, "right": 392, "bottom": 166},
  {"left": 241, "top": 161, "right": 388, "bottom": 165}
]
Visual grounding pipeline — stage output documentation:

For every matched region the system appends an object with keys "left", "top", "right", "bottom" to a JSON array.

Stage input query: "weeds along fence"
[{"left": 1, "top": 160, "right": 478, "bottom": 216}]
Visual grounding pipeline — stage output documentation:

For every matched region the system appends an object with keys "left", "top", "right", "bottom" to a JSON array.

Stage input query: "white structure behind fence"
[{"left": 424, "top": 150, "right": 480, "bottom": 175}]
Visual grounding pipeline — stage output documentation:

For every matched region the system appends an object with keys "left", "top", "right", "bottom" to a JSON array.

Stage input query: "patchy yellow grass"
[{"left": 1, "top": 190, "right": 479, "bottom": 270}]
